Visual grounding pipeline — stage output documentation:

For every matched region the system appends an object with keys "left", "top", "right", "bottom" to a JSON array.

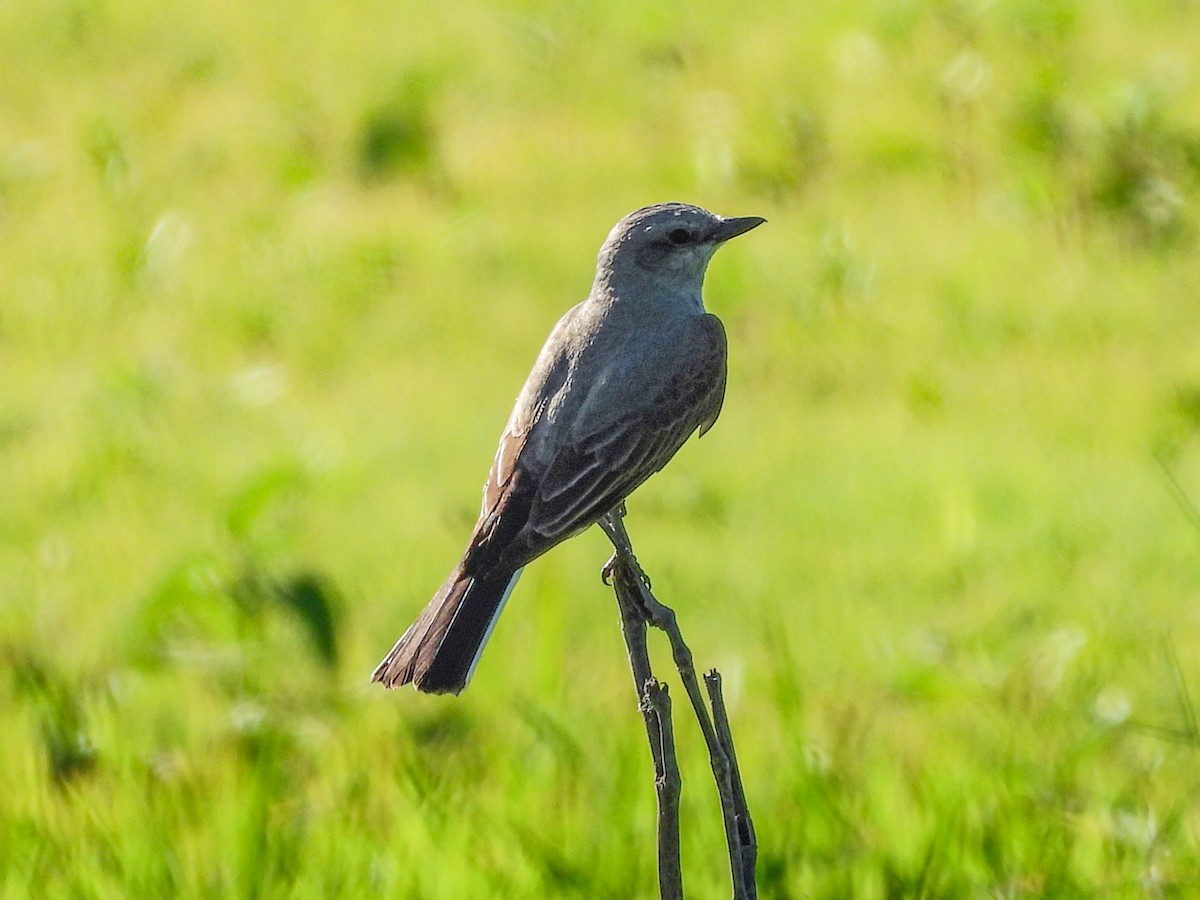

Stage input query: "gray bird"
[{"left": 372, "top": 202, "right": 764, "bottom": 694}]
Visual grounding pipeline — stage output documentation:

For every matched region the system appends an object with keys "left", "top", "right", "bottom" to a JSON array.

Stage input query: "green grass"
[{"left": 4, "top": 0, "right": 1200, "bottom": 895}]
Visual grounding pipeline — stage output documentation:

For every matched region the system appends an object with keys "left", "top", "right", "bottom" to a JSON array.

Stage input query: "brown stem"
[
  {"left": 707, "top": 671, "right": 758, "bottom": 898},
  {"left": 609, "top": 538, "right": 684, "bottom": 900},
  {"left": 600, "top": 506, "right": 758, "bottom": 899},
  {"left": 646, "top": 680, "right": 682, "bottom": 896}
]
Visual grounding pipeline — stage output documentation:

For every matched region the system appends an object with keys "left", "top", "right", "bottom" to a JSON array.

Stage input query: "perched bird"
[{"left": 373, "top": 202, "right": 764, "bottom": 694}]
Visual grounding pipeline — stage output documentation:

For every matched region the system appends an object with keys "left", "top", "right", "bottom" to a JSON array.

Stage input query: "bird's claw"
[
  {"left": 636, "top": 565, "right": 652, "bottom": 591},
  {"left": 601, "top": 550, "right": 653, "bottom": 591},
  {"left": 601, "top": 553, "right": 618, "bottom": 586}
]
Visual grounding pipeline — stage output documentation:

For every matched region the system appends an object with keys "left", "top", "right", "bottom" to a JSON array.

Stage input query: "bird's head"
[{"left": 596, "top": 202, "right": 765, "bottom": 299}]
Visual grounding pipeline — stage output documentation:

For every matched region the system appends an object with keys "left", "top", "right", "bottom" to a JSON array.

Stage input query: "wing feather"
[
  {"left": 464, "top": 314, "right": 727, "bottom": 579},
  {"left": 526, "top": 314, "right": 727, "bottom": 542}
]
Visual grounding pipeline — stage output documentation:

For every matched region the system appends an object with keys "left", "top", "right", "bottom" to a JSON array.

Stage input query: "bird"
[{"left": 372, "top": 202, "right": 764, "bottom": 694}]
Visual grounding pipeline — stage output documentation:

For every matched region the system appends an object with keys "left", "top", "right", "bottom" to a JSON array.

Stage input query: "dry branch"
[{"left": 600, "top": 506, "right": 758, "bottom": 900}]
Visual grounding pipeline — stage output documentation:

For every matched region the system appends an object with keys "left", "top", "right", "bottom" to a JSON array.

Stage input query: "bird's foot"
[
  {"left": 601, "top": 552, "right": 619, "bottom": 586},
  {"left": 632, "top": 558, "right": 652, "bottom": 592},
  {"left": 601, "top": 549, "right": 653, "bottom": 591}
]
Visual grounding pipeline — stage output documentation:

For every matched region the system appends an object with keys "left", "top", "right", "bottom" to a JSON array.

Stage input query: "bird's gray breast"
[
  {"left": 563, "top": 308, "right": 700, "bottom": 438},
  {"left": 509, "top": 297, "right": 705, "bottom": 465}
]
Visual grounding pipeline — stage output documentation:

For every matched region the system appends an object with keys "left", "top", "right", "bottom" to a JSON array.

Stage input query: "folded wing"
[{"left": 468, "top": 313, "right": 728, "bottom": 578}]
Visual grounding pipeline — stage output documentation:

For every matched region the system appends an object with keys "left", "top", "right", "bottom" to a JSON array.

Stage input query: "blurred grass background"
[{"left": 4, "top": 0, "right": 1200, "bottom": 895}]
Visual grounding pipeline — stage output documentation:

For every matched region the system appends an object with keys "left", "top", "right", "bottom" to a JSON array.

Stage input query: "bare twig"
[
  {"left": 610, "top": 554, "right": 684, "bottom": 899},
  {"left": 706, "top": 671, "right": 758, "bottom": 894},
  {"left": 600, "top": 505, "right": 758, "bottom": 899},
  {"left": 646, "top": 680, "right": 682, "bottom": 894}
]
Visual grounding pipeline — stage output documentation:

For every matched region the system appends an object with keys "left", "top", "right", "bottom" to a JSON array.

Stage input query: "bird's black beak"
[{"left": 709, "top": 215, "right": 767, "bottom": 243}]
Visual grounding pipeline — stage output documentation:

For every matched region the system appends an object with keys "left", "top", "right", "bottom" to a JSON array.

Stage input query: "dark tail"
[{"left": 371, "top": 565, "right": 522, "bottom": 694}]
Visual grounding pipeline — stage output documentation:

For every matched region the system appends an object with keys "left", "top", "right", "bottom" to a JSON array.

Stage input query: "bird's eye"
[{"left": 667, "top": 228, "right": 692, "bottom": 246}]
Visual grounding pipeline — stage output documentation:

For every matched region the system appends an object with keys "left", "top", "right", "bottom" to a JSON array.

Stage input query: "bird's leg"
[
  {"left": 598, "top": 503, "right": 654, "bottom": 594},
  {"left": 598, "top": 502, "right": 630, "bottom": 554},
  {"left": 599, "top": 502, "right": 634, "bottom": 584}
]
